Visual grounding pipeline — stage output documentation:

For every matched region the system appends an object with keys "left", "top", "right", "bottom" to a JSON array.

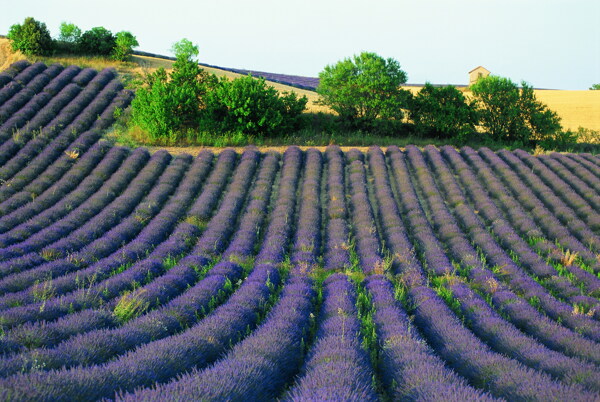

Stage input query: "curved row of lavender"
[{"left": 0, "top": 60, "right": 599, "bottom": 400}]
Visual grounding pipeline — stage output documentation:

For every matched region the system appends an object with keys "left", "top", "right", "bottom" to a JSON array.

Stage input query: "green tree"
[
  {"left": 112, "top": 31, "right": 139, "bottom": 61},
  {"left": 7, "top": 17, "right": 53, "bottom": 56},
  {"left": 409, "top": 83, "right": 478, "bottom": 141},
  {"left": 171, "top": 38, "right": 199, "bottom": 62},
  {"left": 58, "top": 22, "right": 81, "bottom": 43},
  {"left": 590, "top": 84, "right": 600, "bottom": 90},
  {"left": 471, "top": 75, "right": 561, "bottom": 143},
  {"left": 169, "top": 39, "right": 216, "bottom": 127},
  {"left": 317, "top": 51, "right": 410, "bottom": 124},
  {"left": 203, "top": 74, "right": 307, "bottom": 137},
  {"left": 78, "top": 27, "right": 115, "bottom": 55}
]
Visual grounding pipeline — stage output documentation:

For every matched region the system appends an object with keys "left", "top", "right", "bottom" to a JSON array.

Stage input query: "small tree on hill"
[
  {"left": 78, "top": 27, "right": 116, "bottom": 56},
  {"left": 471, "top": 75, "right": 561, "bottom": 143},
  {"left": 112, "top": 31, "right": 139, "bottom": 61},
  {"left": 7, "top": 17, "right": 54, "bottom": 56},
  {"left": 317, "top": 51, "right": 410, "bottom": 125},
  {"left": 590, "top": 84, "right": 600, "bottom": 90},
  {"left": 409, "top": 83, "right": 478, "bottom": 141}
]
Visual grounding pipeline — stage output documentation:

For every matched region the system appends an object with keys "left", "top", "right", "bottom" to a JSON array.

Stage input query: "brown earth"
[{"left": 145, "top": 145, "right": 381, "bottom": 156}]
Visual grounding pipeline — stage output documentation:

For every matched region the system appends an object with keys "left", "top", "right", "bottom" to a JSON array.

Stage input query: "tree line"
[
  {"left": 5, "top": 16, "right": 592, "bottom": 149},
  {"left": 7, "top": 17, "right": 138, "bottom": 61},
  {"left": 317, "top": 52, "right": 570, "bottom": 148}
]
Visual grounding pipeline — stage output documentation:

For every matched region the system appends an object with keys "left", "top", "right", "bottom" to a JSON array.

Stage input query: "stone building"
[{"left": 469, "top": 66, "right": 490, "bottom": 86}]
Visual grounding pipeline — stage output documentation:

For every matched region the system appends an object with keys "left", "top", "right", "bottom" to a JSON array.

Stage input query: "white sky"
[{"left": 1, "top": 0, "right": 599, "bottom": 89}]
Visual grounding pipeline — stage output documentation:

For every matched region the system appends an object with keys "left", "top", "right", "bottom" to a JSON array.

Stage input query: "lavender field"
[{"left": 0, "top": 61, "right": 599, "bottom": 401}]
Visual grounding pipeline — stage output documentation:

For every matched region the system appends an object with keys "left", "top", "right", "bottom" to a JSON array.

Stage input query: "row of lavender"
[
  {"left": 0, "top": 144, "right": 597, "bottom": 399},
  {"left": 1, "top": 60, "right": 600, "bottom": 400}
]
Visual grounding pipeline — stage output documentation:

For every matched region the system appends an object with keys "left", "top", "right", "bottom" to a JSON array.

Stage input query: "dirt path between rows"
[{"left": 146, "top": 145, "right": 380, "bottom": 155}]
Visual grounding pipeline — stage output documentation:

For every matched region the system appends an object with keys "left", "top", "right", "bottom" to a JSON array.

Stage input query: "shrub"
[
  {"left": 7, "top": 17, "right": 54, "bottom": 56},
  {"left": 202, "top": 74, "right": 307, "bottom": 137},
  {"left": 409, "top": 83, "right": 478, "bottom": 141},
  {"left": 79, "top": 27, "right": 116, "bottom": 56},
  {"left": 130, "top": 68, "right": 178, "bottom": 141},
  {"left": 130, "top": 39, "right": 218, "bottom": 140}
]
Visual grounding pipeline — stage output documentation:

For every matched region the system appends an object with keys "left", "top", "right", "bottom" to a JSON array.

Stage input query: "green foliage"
[
  {"left": 537, "top": 129, "right": 579, "bottom": 151},
  {"left": 78, "top": 26, "right": 116, "bottom": 56},
  {"left": 202, "top": 74, "right": 307, "bottom": 137},
  {"left": 130, "top": 68, "right": 177, "bottom": 141},
  {"left": 112, "top": 31, "right": 139, "bottom": 61},
  {"left": 471, "top": 75, "right": 562, "bottom": 144},
  {"left": 59, "top": 22, "right": 81, "bottom": 43},
  {"left": 171, "top": 38, "right": 199, "bottom": 62},
  {"left": 130, "top": 40, "right": 218, "bottom": 141},
  {"left": 7, "top": 17, "right": 54, "bottom": 56},
  {"left": 317, "top": 51, "right": 410, "bottom": 126},
  {"left": 114, "top": 289, "right": 150, "bottom": 322},
  {"left": 409, "top": 83, "right": 478, "bottom": 141},
  {"left": 590, "top": 84, "right": 600, "bottom": 90}
]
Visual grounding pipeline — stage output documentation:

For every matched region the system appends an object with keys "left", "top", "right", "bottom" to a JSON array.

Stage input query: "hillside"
[
  {"left": 1, "top": 37, "right": 597, "bottom": 132},
  {"left": 0, "top": 61, "right": 600, "bottom": 400},
  {"left": 133, "top": 51, "right": 600, "bottom": 132}
]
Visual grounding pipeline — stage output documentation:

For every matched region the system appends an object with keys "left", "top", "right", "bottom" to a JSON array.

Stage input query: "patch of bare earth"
[{"left": 146, "top": 145, "right": 378, "bottom": 156}]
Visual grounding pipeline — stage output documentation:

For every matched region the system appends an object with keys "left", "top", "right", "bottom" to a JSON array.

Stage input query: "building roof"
[{"left": 469, "top": 66, "right": 490, "bottom": 74}]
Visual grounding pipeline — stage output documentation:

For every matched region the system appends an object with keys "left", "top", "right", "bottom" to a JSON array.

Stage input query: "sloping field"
[{"left": 0, "top": 61, "right": 599, "bottom": 400}]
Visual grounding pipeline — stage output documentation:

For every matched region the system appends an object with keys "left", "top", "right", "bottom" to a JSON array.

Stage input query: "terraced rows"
[{"left": 0, "top": 62, "right": 599, "bottom": 400}]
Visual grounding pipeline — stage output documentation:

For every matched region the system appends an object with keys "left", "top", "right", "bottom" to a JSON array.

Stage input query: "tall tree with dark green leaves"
[
  {"left": 7, "top": 17, "right": 53, "bottom": 56},
  {"left": 317, "top": 52, "right": 410, "bottom": 124},
  {"left": 78, "top": 27, "right": 115, "bottom": 55}
]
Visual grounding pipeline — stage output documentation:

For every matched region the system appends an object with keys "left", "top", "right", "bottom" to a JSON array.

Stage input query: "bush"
[
  {"left": 202, "top": 74, "right": 307, "bottom": 137},
  {"left": 317, "top": 51, "right": 410, "bottom": 127},
  {"left": 130, "top": 69, "right": 178, "bottom": 141},
  {"left": 409, "top": 83, "right": 477, "bottom": 141},
  {"left": 7, "top": 17, "right": 54, "bottom": 56},
  {"left": 130, "top": 39, "right": 218, "bottom": 140},
  {"left": 112, "top": 31, "right": 139, "bottom": 61},
  {"left": 471, "top": 75, "right": 561, "bottom": 144},
  {"left": 78, "top": 27, "right": 116, "bottom": 55}
]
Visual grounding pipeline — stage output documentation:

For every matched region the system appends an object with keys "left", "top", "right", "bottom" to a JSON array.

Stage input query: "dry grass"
[
  {"left": 533, "top": 90, "right": 600, "bottom": 132},
  {"left": 0, "top": 39, "right": 25, "bottom": 71}
]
